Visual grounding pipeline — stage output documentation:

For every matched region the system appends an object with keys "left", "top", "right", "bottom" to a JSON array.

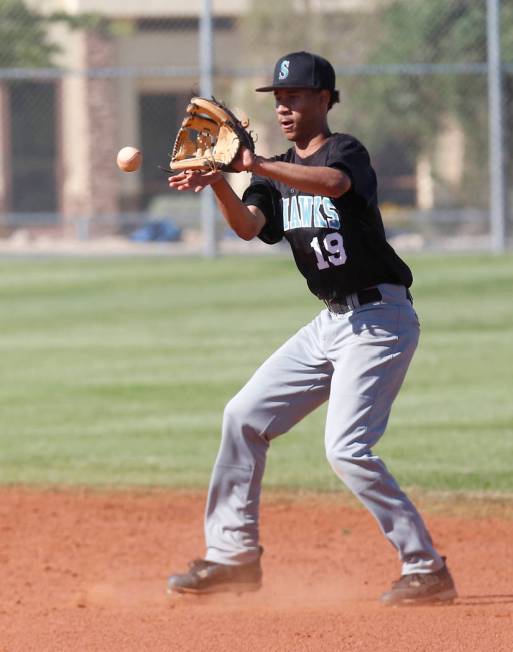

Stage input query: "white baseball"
[{"left": 116, "top": 146, "right": 142, "bottom": 172}]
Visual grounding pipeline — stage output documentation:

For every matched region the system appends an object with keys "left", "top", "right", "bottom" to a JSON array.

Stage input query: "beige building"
[
  {"left": 1, "top": 0, "right": 250, "bottom": 232},
  {"left": 0, "top": 0, "right": 465, "bottom": 235}
]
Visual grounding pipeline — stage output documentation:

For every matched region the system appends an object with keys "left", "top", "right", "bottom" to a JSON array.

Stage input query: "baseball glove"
[{"left": 169, "top": 97, "right": 255, "bottom": 173}]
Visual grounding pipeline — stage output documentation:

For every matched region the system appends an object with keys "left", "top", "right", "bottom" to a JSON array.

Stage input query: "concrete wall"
[{"left": 58, "top": 29, "right": 118, "bottom": 227}]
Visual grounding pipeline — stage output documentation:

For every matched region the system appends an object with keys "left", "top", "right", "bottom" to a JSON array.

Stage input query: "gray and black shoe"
[
  {"left": 380, "top": 558, "right": 457, "bottom": 606},
  {"left": 167, "top": 549, "right": 263, "bottom": 595}
]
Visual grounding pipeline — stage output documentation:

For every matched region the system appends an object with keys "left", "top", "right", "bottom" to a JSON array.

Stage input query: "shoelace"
[
  {"left": 392, "top": 573, "right": 424, "bottom": 588},
  {"left": 393, "top": 571, "right": 442, "bottom": 589},
  {"left": 188, "top": 559, "right": 214, "bottom": 573}
]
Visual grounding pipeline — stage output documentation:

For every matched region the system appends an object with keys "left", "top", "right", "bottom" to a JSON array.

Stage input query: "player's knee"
[
  {"left": 325, "top": 443, "right": 346, "bottom": 472},
  {"left": 325, "top": 443, "right": 373, "bottom": 484},
  {"left": 223, "top": 394, "right": 265, "bottom": 443},
  {"left": 224, "top": 393, "right": 250, "bottom": 426}
]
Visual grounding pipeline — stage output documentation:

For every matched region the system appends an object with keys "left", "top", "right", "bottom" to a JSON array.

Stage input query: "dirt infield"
[{"left": 1, "top": 488, "right": 512, "bottom": 651}]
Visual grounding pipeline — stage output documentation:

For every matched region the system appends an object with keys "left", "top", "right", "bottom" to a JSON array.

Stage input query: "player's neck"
[{"left": 293, "top": 129, "right": 331, "bottom": 158}]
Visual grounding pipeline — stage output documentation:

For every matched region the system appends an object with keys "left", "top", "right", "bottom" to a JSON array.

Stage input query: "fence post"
[
  {"left": 199, "top": 0, "right": 217, "bottom": 258},
  {"left": 487, "top": 0, "right": 506, "bottom": 252}
]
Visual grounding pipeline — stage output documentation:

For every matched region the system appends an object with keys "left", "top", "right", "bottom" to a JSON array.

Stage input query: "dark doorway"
[
  {"left": 139, "top": 93, "right": 188, "bottom": 209},
  {"left": 9, "top": 81, "right": 58, "bottom": 215}
]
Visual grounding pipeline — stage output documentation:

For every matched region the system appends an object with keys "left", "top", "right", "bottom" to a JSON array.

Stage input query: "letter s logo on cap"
[{"left": 278, "top": 60, "right": 290, "bottom": 80}]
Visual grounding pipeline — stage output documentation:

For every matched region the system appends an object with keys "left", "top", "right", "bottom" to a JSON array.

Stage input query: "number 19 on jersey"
[{"left": 310, "top": 233, "right": 347, "bottom": 270}]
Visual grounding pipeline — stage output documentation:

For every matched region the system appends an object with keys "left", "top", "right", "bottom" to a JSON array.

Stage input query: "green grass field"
[{"left": 1, "top": 252, "right": 512, "bottom": 492}]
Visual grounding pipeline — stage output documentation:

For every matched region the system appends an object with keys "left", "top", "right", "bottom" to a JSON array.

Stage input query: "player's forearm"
[
  {"left": 251, "top": 157, "right": 350, "bottom": 198},
  {"left": 211, "top": 177, "right": 264, "bottom": 241}
]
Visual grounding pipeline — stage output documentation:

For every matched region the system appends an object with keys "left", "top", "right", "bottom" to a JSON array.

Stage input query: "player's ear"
[{"left": 318, "top": 89, "right": 331, "bottom": 110}]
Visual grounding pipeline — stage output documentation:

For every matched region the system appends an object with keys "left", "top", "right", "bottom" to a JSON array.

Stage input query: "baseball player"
[{"left": 167, "top": 51, "right": 457, "bottom": 606}]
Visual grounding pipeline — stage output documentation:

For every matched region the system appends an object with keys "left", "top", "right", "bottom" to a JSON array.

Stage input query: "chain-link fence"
[{"left": 0, "top": 0, "right": 511, "bottom": 253}]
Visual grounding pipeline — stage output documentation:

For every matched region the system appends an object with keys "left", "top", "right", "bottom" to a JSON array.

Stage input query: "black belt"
[
  {"left": 324, "top": 287, "right": 383, "bottom": 314},
  {"left": 325, "top": 287, "right": 413, "bottom": 314}
]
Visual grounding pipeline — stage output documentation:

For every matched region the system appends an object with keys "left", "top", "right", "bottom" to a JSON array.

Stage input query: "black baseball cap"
[{"left": 255, "top": 51, "right": 336, "bottom": 93}]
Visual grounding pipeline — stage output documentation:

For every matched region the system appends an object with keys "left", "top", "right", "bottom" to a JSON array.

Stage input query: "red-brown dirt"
[{"left": 1, "top": 488, "right": 512, "bottom": 651}]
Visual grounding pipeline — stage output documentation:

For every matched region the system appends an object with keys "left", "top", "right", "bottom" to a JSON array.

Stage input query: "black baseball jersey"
[{"left": 242, "top": 133, "right": 412, "bottom": 301}]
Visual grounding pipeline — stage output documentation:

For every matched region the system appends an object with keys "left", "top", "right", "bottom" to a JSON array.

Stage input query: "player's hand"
[
  {"left": 168, "top": 170, "right": 223, "bottom": 193},
  {"left": 230, "top": 147, "right": 258, "bottom": 173}
]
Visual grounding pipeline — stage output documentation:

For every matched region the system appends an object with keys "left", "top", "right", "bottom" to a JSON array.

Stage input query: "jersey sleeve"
[
  {"left": 242, "top": 175, "right": 283, "bottom": 245},
  {"left": 327, "top": 135, "right": 377, "bottom": 204}
]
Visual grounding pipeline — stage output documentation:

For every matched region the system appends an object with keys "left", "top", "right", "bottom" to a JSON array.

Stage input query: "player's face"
[{"left": 274, "top": 89, "right": 329, "bottom": 142}]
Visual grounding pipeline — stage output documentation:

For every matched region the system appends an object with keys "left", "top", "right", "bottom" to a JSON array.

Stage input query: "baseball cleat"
[
  {"left": 380, "top": 558, "right": 457, "bottom": 606},
  {"left": 167, "top": 549, "right": 263, "bottom": 595}
]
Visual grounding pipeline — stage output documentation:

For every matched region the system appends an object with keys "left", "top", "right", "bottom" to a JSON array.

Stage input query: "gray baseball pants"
[{"left": 204, "top": 283, "right": 443, "bottom": 575}]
